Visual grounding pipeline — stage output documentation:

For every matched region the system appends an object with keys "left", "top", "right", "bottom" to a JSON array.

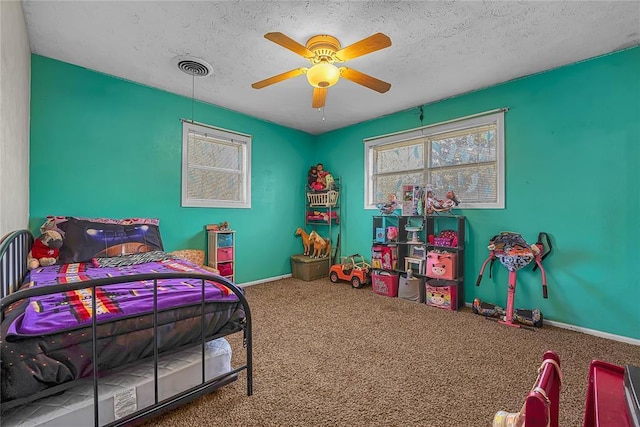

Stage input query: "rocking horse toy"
[{"left": 475, "top": 232, "right": 552, "bottom": 328}]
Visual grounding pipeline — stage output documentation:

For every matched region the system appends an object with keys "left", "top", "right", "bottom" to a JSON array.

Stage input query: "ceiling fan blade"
[
  {"left": 264, "top": 32, "right": 315, "bottom": 59},
  {"left": 334, "top": 33, "right": 391, "bottom": 62},
  {"left": 251, "top": 68, "right": 307, "bottom": 89},
  {"left": 312, "top": 87, "right": 327, "bottom": 108},
  {"left": 339, "top": 67, "right": 391, "bottom": 93}
]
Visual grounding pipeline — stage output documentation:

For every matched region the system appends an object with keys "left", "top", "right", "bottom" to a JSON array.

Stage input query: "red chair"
[
  {"left": 583, "top": 360, "right": 633, "bottom": 427},
  {"left": 493, "top": 350, "right": 562, "bottom": 427}
]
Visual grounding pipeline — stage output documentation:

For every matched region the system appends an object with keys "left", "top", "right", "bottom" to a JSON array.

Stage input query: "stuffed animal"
[{"left": 27, "top": 230, "right": 63, "bottom": 269}]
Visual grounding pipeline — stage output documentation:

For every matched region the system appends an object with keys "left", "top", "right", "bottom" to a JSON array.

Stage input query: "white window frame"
[
  {"left": 364, "top": 110, "right": 505, "bottom": 209},
  {"left": 181, "top": 121, "right": 252, "bottom": 208}
]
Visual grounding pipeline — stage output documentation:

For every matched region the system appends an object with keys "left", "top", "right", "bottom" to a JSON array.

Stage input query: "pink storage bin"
[
  {"left": 217, "top": 247, "right": 234, "bottom": 262},
  {"left": 372, "top": 271, "right": 399, "bottom": 297},
  {"left": 425, "top": 282, "right": 458, "bottom": 311},
  {"left": 426, "top": 251, "right": 457, "bottom": 280},
  {"left": 429, "top": 230, "right": 458, "bottom": 248},
  {"left": 434, "top": 237, "right": 453, "bottom": 247},
  {"left": 217, "top": 262, "right": 233, "bottom": 277}
]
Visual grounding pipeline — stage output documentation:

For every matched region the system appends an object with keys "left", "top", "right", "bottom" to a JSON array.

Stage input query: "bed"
[{"left": 0, "top": 217, "right": 252, "bottom": 426}]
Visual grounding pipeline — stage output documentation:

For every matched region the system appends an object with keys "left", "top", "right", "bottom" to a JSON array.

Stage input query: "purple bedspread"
[{"left": 7, "top": 259, "right": 237, "bottom": 338}]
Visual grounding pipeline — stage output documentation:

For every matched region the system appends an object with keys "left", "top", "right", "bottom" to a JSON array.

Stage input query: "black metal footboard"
[{"left": 0, "top": 230, "right": 253, "bottom": 426}]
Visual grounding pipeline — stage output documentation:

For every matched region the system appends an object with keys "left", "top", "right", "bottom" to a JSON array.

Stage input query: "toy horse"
[
  {"left": 295, "top": 227, "right": 311, "bottom": 255},
  {"left": 308, "top": 231, "right": 331, "bottom": 259}
]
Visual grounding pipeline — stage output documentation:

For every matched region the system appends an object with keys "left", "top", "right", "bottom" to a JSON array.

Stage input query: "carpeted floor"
[{"left": 148, "top": 277, "right": 640, "bottom": 427}]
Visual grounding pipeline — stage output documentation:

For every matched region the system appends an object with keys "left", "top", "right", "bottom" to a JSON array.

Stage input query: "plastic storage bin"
[
  {"left": 291, "top": 255, "right": 329, "bottom": 281},
  {"left": 371, "top": 270, "right": 399, "bottom": 297}
]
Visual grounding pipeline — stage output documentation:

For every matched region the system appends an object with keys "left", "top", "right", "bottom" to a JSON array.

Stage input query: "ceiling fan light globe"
[{"left": 306, "top": 62, "right": 340, "bottom": 88}]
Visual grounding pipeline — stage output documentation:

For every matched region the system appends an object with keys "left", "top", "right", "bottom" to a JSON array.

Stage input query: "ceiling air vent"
[{"left": 175, "top": 56, "right": 212, "bottom": 77}]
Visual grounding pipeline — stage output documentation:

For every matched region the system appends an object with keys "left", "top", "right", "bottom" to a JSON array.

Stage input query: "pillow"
[
  {"left": 92, "top": 251, "right": 172, "bottom": 268},
  {"left": 169, "top": 249, "right": 205, "bottom": 266},
  {"left": 56, "top": 217, "right": 164, "bottom": 264}
]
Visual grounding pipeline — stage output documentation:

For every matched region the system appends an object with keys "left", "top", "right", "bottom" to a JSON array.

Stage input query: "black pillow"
[{"left": 57, "top": 217, "right": 164, "bottom": 264}]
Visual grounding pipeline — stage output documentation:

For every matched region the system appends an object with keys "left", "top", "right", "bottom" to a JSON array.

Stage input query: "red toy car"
[{"left": 329, "top": 254, "right": 371, "bottom": 288}]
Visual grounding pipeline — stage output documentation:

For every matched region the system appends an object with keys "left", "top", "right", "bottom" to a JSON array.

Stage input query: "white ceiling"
[{"left": 21, "top": 1, "right": 640, "bottom": 135}]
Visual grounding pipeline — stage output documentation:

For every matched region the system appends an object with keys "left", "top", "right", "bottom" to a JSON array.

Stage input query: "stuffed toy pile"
[{"left": 27, "top": 229, "right": 63, "bottom": 269}]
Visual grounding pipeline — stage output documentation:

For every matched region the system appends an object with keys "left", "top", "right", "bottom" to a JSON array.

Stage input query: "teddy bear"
[{"left": 27, "top": 230, "right": 63, "bottom": 269}]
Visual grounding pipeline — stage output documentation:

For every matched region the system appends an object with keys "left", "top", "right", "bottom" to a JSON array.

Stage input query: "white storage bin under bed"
[{"left": 2, "top": 338, "right": 232, "bottom": 427}]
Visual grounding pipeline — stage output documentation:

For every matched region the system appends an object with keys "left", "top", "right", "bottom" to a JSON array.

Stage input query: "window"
[
  {"left": 364, "top": 110, "right": 505, "bottom": 209},
  {"left": 181, "top": 121, "right": 251, "bottom": 208}
]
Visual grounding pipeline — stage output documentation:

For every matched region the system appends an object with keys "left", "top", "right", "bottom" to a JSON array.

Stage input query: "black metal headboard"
[{"left": 0, "top": 230, "right": 34, "bottom": 299}]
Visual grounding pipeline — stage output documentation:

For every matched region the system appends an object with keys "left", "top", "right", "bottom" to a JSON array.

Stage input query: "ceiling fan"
[{"left": 251, "top": 32, "right": 392, "bottom": 108}]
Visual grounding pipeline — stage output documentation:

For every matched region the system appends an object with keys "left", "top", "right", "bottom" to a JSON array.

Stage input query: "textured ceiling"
[{"left": 21, "top": 1, "right": 640, "bottom": 135}]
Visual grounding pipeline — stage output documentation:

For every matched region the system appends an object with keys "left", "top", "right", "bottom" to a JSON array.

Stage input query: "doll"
[
  {"left": 307, "top": 166, "right": 318, "bottom": 187},
  {"left": 377, "top": 193, "right": 398, "bottom": 215},
  {"left": 316, "top": 163, "right": 329, "bottom": 187},
  {"left": 308, "top": 165, "right": 325, "bottom": 190}
]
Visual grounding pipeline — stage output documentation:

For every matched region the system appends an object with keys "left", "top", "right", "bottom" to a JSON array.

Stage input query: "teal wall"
[
  {"left": 30, "top": 47, "right": 639, "bottom": 339},
  {"left": 315, "top": 47, "right": 640, "bottom": 340},
  {"left": 29, "top": 55, "right": 315, "bottom": 284}
]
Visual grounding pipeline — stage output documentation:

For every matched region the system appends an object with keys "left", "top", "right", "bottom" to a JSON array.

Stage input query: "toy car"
[{"left": 329, "top": 254, "right": 371, "bottom": 288}]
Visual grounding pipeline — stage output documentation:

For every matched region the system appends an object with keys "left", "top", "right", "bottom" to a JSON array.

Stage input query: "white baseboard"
[
  {"left": 464, "top": 302, "right": 640, "bottom": 346},
  {"left": 235, "top": 285, "right": 640, "bottom": 345},
  {"left": 543, "top": 319, "right": 640, "bottom": 346},
  {"left": 237, "top": 274, "right": 292, "bottom": 288}
]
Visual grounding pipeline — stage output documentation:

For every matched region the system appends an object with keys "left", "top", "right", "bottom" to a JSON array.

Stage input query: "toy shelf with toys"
[
  {"left": 292, "top": 165, "right": 341, "bottom": 281},
  {"left": 371, "top": 213, "right": 466, "bottom": 309},
  {"left": 304, "top": 174, "right": 341, "bottom": 264},
  {"left": 207, "top": 228, "right": 235, "bottom": 282},
  {"left": 424, "top": 214, "right": 466, "bottom": 310},
  {"left": 370, "top": 185, "right": 466, "bottom": 310}
]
